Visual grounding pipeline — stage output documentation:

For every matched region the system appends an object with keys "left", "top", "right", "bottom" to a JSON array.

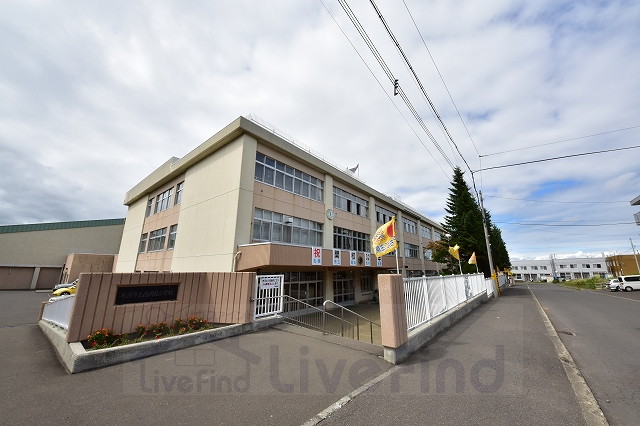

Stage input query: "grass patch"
[{"left": 561, "top": 276, "right": 606, "bottom": 290}]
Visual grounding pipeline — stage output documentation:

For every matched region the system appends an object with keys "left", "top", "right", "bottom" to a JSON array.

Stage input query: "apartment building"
[
  {"left": 116, "top": 116, "right": 445, "bottom": 306},
  {"left": 510, "top": 256, "right": 608, "bottom": 281},
  {"left": 606, "top": 254, "right": 640, "bottom": 276}
]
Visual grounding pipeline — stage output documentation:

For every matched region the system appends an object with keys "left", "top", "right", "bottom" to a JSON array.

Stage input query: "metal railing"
[
  {"left": 279, "top": 295, "right": 380, "bottom": 345},
  {"left": 403, "top": 274, "right": 486, "bottom": 331},
  {"left": 41, "top": 295, "right": 75, "bottom": 330}
]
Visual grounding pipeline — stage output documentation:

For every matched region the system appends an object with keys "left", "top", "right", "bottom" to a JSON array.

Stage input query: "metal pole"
[
  {"left": 479, "top": 191, "right": 499, "bottom": 295},
  {"left": 631, "top": 238, "right": 640, "bottom": 274}
]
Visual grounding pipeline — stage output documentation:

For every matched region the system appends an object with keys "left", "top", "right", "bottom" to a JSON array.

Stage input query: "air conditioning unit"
[{"left": 284, "top": 216, "right": 293, "bottom": 224}]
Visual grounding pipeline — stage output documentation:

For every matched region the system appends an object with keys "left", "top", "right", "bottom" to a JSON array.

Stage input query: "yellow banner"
[
  {"left": 372, "top": 217, "right": 398, "bottom": 258},
  {"left": 468, "top": 252, "right": 476, "bottom": 265},
  {"left": 449, "top": 244, "right": 460, "bottom": 260}
]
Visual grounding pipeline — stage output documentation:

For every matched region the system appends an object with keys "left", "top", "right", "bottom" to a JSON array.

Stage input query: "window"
[
  {"left": 252, "top": 208, "right": 323, "bottom": 247},
  {"left": 402, "top": 217, "right": 417, "bottom": 234},
  {"left": 280, "top": 271, "right": 325, "bottom": 307},
  {"left": 147, "top": 228, "right": 167, "bottom": 252},
  {"left": 404, "top": 243, "right": 419, "bottom": 258},
  {"left": 420, "top": 225, "right": 432, "bottom": 239},
  {"left": 333, "top": 271, "right": 354, "bottom": 303},
  {"left": 175, "top": 182, "right": 184, "bottom": 205},
  {"left": 138, "top": 233, "right": 148, "bottom": 253},
  {"left": 145, "top": 199, "right": 154, "bottom": 217},
  {"left": 423, "top": 248, "right": 432, "bottom": 260},
  {"left": 155, "top": 188, "right": 173, "bottom": 213},
  {"left": 375, "top": 205, "right": 396, "bottom": 224},
  {"left": 333, "top": 187, "right": 368, "bottom": 218},
  {"left": 532, "top": 266, "right": 538, "bottom": 270},
  {"left": 333, "top": 227, "right": 370, "bottom": 252},
  {"left": 583, "top": 264, "right": 591, "bottom": 269},
  {"left": 513, "top": 266, "right": 518, "bottom": 270},
  {"left": 559, "top": 264, "right": 566, "bottom": 269},
  {"left": 570, "top": 264, "right": 577, "bottom": 268},
  {"left": 541, "top": 266, "right": 548, "bottom": 270},
  {"left": 522, "top": 266, "right": 527, "bottom": 270},
  {"left": 433, "top": 230, "right": 442, "bottom": 241},
  {"left": 255, "top": 153, "right": 323, "bottom": 202},
  {"left": 167, "top": 224, "right": 178, "bottom": 250},
  {"left": 360, "top": 271, "right": 373, "bottom": 292},
  {"left": 594, "top": 264, "right": 601, "bottom": 268}
]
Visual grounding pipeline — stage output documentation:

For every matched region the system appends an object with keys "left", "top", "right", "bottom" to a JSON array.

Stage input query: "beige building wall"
[
  {"left": 0, "top": 224, "right": 124, "bottom": 266},
  {"left": 115, "top": 199, "right": 147, "bottom": 272},
  {"left": 171, "top": 134, "right": 256, "bottom": 272}
]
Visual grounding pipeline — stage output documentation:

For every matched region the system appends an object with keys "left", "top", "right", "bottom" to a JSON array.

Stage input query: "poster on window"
[
  {"left": 312, "top": 247, "right": 322, "bottom": 265},
  {"left": 333, "top": 249, "right": 341, "bottom": 266},
  {"left": 349, "top": 251, "right": 357, "bottom": 266},
  {"left": 365, "top": 252, "right": 371, "bottom": 267},
  {"left": 377, "top": 257, "right": 383, "bottom": 267}
]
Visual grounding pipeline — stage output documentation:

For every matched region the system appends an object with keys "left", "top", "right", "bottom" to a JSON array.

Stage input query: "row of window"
[
  {"left": 333, "top": 187, "right": 368, "bottom": 218},
  {"left": 333, "top": 227, "right": 371, "bottom": 252},
  {"left": 513, "top": 263, "right": 603, "bottom": 270},
  {"left": 146, "top": 182, "right": 184, "bottom": 217},
  {"left": 404, "top": 243, "right": 419, "bottom": 259},
  {"left": 252, "top": 208, "right": 324, "bottom": 247},
  {"left": 255, "top": 152, "right": 324, "bottom": 202},
  {"left": 403, "top": 217, "right": 417, "bottom": 235},
  {"left": 375, "top": 206, "right": 395, "bottom": 224},
  {"left": 139, "top": 225, "right": 178, "bottom": 253}
]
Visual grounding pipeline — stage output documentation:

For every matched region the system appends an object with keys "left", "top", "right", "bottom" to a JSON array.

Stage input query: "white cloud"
[{"left": 1, "top": 0, "right": 639, "bottom": 260}]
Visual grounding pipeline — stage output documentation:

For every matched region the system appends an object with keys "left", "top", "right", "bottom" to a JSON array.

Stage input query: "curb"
[
  {"left": 527, "top": 285, "right": 608, "bottom": 426},
  {"left": 39, "top": 316, "right": 283, "bottom": 374}
]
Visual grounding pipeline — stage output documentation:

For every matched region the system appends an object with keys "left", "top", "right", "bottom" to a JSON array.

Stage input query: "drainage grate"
[{"left": 556, "top": 330, "right": 575, "bottom": 336}]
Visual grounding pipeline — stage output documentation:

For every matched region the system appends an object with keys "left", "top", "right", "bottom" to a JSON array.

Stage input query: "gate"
[{"left": 254, "top": 274, "right": 284, "bottom": 318}]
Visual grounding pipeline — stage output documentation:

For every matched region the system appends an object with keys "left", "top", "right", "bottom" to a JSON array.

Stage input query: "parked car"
[
  {"left": 53, "top": 279, "right": 78, "bottom": 291},
  {"left": 52, "top": 284, "right": 77, "bottom": 297},
  {"left": 618, "top": 275, "right": 640, "bottom": 292},
  {"left": 608, "top": 279, "right": 620, "bottom": 291}
]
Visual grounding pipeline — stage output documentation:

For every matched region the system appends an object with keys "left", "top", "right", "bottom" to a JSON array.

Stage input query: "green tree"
[{"left": 430, "top": 167, "right": 510, "bottom": 276}]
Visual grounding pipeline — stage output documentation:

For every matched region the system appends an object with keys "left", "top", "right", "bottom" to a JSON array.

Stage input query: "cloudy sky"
[{"left": 2, "top": 0, "right": 639, "bottom": 260}]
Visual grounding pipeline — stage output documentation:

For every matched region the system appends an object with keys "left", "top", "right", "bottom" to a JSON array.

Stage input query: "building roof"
[
  {"left": 0, "top": 218, "right": 125, "bottom": 234},
  {"left": 631, "top": 194, "right": 640, "bottom": 206}
]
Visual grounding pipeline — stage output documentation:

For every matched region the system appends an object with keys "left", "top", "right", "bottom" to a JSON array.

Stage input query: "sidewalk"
[{"left": 317, "top": 285, "right": 596, "bottom": 425}]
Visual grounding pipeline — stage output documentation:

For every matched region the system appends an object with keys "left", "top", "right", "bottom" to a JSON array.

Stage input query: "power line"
[
  {"left": 480, "top": 125, "right": 640, "bottom": 157},
  {"left": 475, "top": 145, "right": 640, "bottom": 172},
  {"left": 485, "top": 195, "right": 630, "bottom": 204},
  {"left": 497, "top": 221, "right": 636, "bottom": 227},
  {"left": 318, "top": 0, "right": 452, "bottom": 179},
  {"left": 401, "top": 0, "right": 480, "bottom": 158},
  {"left": 331, "top": 0, "right": 456, "bottom": 170}
]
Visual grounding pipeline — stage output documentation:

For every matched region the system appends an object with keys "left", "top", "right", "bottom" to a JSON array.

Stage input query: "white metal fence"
[
  {"left": 254, "top": 275, "right": 284, "bottom": 319},
  {"left": 404, "top": 274, "right": 488, "bottom": 331},
  {"left": 41, "top": 295, "right": 76, "bottom": 330}
]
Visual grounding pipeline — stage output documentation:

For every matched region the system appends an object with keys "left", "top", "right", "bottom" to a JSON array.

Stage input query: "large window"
[
  {"left": 253, "top": 208, "right": 323, "bottom": 246},
  {"left": 333, "top": 227, "right": 370, "bottom": 252},
  {"left": 420, "top": 225, "right": 432, "bottom": 239},
  {"left": 281, "top": 271, "right": 324, "bottom": 307},
  {"left": 167, "top": 224, "right": 178, "bottom": 250},
  {"left": 155, "top": 188, "right": 173, "bottom": 213},
  {"left": 375, "top": 205, "right": 395, "bottom": 224},
  {"left": 145, "top": 199, "right": 154, "bottom": 217},
  {"left": 147, "top": 228, "right": 167, "bottom": 252},
  {"left": 333, "top": 271, "right": 354, "bottom": 304},
  {"left": 360, "top": 271, "right": 373, "bottom": 292},
  {"left": 403, "top": 217, "right": 417, "bottom": 234},
  {"left": 255, "top": 153, "right": 323, "bottom": 202},
  {"left": 433, "top": 230, "right": 442, "bottom": 241},
  {"left": 333, "top": 187, "right": 368, "bottom": 217},
  {"left": 404, "top": 243, "right": 419, "bottom": 258}
]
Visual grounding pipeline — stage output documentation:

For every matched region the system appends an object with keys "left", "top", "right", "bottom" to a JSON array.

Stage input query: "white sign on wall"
[
  {"left": 365, "top": 252, "right": 371, "bottom": 267},
  {"left": 377, "top": 257, "right": 383, "bottom": 267},
  {"left": 350, "top": 251, "right": 357, "bottom": 266},
  {"left": 333, "top": 249, "right": 341, "bottom": 266},
  {"left": 312, "top": 247, "right": 322, "bottom": 265}
]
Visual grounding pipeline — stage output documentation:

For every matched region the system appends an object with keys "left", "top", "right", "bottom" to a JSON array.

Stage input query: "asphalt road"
[{"left": 529, "top": 284, "right": 640, "bottom": 425}]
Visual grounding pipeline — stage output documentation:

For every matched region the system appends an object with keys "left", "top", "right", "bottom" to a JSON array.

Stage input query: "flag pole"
[
  {"left": 458, "top": 258, "right": 463, "bottom": 275},
  {"left": 395, "top": 249, "right": 400, "bottom": 275}
]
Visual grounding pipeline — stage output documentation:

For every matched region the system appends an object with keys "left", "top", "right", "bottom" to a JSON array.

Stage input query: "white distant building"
[{"left": 510, "top": 256, "right": 608, "bottom": 281}]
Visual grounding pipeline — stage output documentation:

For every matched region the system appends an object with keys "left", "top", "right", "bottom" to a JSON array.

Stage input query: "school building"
[{"left": 115, "top": 116, "right": 446, "bottom": 306}]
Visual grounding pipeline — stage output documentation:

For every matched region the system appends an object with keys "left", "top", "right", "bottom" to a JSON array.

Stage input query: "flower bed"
[{"left": 83, "top": 315, "right": 215, "bottom": 350}]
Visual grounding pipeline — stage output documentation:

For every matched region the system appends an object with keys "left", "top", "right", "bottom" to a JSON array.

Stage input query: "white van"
[{"left": 618, "top": 275, "right": 640, "bottom": 292}]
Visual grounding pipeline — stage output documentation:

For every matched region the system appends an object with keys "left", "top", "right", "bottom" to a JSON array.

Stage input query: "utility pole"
[
  {"left": 631, "top": 238, "right": 640, "bottom": 274},
  {"left": 479, "top": 191, "right": 499, "bottom": 295}
]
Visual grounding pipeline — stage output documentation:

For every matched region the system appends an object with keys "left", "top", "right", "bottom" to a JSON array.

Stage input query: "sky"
[{"left": 1, "top": 0, "right": 639, "bottom": 260}]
